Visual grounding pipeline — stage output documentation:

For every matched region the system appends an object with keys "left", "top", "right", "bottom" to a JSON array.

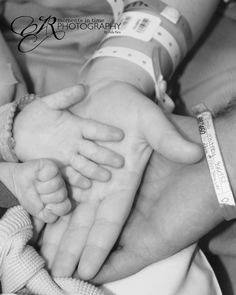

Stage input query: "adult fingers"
[
  {"left": 77, "top": 191, "right": 133, "bottom": 280},
  {"left": 61, "top": 166, "right": 92, "bottom": 189},
  {"left": 51, "top": 201, "right": 99, "bottom": 277},
  {"left": 81, "top": 119, "right": 124, "bottom": 142},
  {"left": 40, "top": 214, "right": 71, "bottom": 269},
  {"left": 142, "top": 105, "right": 202, "bottom": 164},
  {"left": 70, "top": 154, "right": 111, "bottom": 182},
  {"left": 78, "top": 140, "right": 124, "bottom": 168}
]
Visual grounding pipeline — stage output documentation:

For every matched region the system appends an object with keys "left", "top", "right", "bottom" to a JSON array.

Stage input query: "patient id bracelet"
[
  {"left": 81, "top": 45, "right": 174, "bottom": 112},
  {"left": 0, "top": 94, "right": 38, "bottom": 162},
  {"left": 105, "top": 10, "right": 179, "bottom": 72},
  {"left": 124, "top": 2, "right": 193, "bottom": 55},
  {"left": 104, "top": 2, "right": 192, "bottom": 72},
  {"left": 193, "top": 103, "right": 236, "bottom": 221},
  {"left": 105, "top": 0, "right": 192, "bottom": 55}
]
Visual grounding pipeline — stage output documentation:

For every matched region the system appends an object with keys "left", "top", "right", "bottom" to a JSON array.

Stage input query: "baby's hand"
[
  {"left": 13, "top": 86, "right": 124, "bottom": 189},
  {"left": 12, "top": 159, "right": 71, "bottom": 223}
]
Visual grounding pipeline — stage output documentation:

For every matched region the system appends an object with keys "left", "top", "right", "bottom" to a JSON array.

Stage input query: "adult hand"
[
  {"left": 90, "top": 115, "right": 224, "bottom": 284},
  {"left": 40, "top": 82, "right": 202, "bottom": 280}
]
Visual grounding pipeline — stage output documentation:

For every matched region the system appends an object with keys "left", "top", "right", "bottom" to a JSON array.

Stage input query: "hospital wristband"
[
  {"left": 81, "top": 46, "right": 174, "bottom": 111},
  {"left": 104, "top": 10, "right": 181, "bottom": 71},
  {"left": 106, "top": 0, "right": 192, "bottom": 54},
  {"left": 193, "top": 103, "right": 236, "bottom": 221}
]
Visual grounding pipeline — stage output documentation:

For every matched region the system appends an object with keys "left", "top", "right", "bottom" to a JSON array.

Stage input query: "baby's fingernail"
[
  {"left": 38, "top": 207, "right": 54, "bottom": 223},
  {"left": 45, "top": 204, "right": 53, "bottom": 211}
]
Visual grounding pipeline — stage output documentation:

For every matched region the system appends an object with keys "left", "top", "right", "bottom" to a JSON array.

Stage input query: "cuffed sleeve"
[{"left": 0, "top": 102, "right": 18, "bottom": 162}]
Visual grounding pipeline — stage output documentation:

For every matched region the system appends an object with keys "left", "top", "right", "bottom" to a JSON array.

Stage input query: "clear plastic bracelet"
[{"left": 193, "top": 103, "right": 236, "bottom": 221}]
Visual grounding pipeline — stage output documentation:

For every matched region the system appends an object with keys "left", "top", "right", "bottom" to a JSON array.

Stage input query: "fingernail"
[{"left": 45, "top": 204, "right": 54, "bottom": 211}]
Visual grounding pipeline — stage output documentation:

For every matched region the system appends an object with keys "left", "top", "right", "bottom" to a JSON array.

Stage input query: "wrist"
[
  {"left": 214, "top": 114, "right": 236, "bottom": 197},
  {"left": 82, "top": 56, "right": 154, "bottom": 96},
  {"left": 81, "top": 4, "right": 183, "bottom": 98}
]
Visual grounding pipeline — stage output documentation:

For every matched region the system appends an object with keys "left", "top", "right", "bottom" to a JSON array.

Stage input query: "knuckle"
[{"left": 55, "top": 190, "right": 67, "bottom": 202}]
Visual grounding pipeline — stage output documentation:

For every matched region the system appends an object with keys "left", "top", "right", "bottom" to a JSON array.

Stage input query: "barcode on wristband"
[
  {"left": 120, "top": 16, "right": 131, "bottom": 29},
  {"left": 136, "top": 18, "right": 150, "bottom": 33},
  {"left": 112, "top": 11, "right": 161, "bottom": 41}
]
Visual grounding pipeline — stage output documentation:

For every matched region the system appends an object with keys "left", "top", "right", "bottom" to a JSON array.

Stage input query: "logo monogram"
[{"left": 11, "top": 16, "right": 65, "bottom": 53}]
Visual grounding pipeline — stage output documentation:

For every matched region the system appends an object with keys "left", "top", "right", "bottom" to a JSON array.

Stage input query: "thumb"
[
  {"left": 142, "top": 106, "right": 202, "bottom": 164},
  {"left": 41, "top": 84, "right": 87, "bottom": 110}
]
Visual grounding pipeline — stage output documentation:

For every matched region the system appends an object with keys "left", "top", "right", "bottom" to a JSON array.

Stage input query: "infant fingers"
[
  {"left": 35, "top": 175, "right": 65, "bottom": 195},
  {"left": 81, "top": 119, "right": 124, "bottom": 142},
  {"left": 37, "top": 159, "right": 59, "bottom": 182},
  {"left": 70, "top": 155, "right": 111, "bottom": 182},
  {"left": 46, "top": 199, "right": 72, "bottom": 217},
  {"left": 78, "top": 140, "right": 124, "bottom": 168},
  {"left": 40, "top": 186, "right": 68, "bottom": 204},
  {"left": 38, "top": 208, "right": 58, "bottom": 223}
]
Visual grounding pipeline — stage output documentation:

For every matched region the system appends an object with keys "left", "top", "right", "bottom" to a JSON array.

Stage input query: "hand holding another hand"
[{"left": 40, "top": 81, "right": 202, "bottom": 280}]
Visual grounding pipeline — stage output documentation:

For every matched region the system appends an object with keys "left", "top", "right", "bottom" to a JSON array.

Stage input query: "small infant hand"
[
  {"left": 13, "top": 86, "right": 125, "bottom": 187},
  {"left": 12, "top": 159, "right": 71, "bottom": 223}
]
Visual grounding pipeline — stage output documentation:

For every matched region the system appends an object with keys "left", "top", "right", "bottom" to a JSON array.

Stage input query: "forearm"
[{"left": 82, "top": 0, "right": 220, "bottom": 96}]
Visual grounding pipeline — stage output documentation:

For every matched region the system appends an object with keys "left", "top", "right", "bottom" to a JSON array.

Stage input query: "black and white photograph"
[{"left": 0, "top": 0, "right": 235, "bottom": 294}]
